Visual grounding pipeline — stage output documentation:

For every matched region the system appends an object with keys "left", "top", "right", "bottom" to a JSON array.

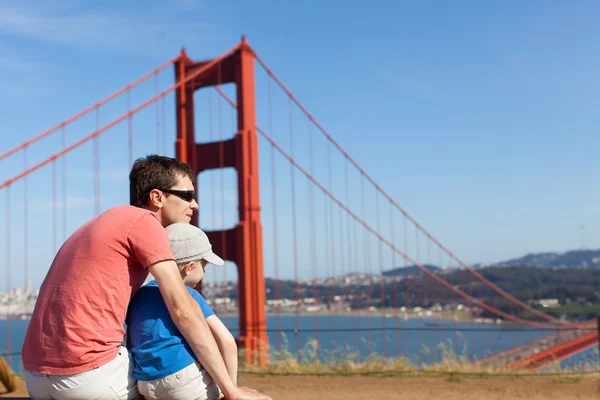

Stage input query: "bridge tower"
[{"left": 174, "top": 37, "right": 268, "bottom": 365}]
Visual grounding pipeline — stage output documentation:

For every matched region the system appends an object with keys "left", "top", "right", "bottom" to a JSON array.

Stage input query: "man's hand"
[
  {"left": 227, "top": 388, "right": 272, "bottom": 400},
  {"left": 238, "top": 387, "right": 259, "bottom": 394}
]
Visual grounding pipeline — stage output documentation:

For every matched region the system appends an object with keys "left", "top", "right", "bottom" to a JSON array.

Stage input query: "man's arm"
[
  {"left": 206, "top": 315, "right": 238, "bottom": 386},
  {"left": 148, "top": 261, "right": 244, "bottom": 399}
]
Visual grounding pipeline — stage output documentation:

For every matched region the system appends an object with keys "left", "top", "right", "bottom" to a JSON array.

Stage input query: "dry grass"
[
  {"left": 239, "top": 337, "right": 600, "bottom": 378},
  {"left": 3, "top": 338, "right": 600, "bottom": 400}
]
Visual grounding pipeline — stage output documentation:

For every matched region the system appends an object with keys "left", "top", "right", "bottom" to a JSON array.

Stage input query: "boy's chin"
[{"left": 183, "top": 281, "right": 198, "bottom": 289}]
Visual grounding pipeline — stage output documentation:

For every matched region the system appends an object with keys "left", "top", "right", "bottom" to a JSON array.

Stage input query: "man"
[{"left": 21, "top": 155, "right": 270, "bottom": 400}]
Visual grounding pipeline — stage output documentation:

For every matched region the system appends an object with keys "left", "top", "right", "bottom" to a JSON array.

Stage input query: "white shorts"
[
  {"left": 137, "top": 361, "right": 220, "bottom": 400},
  {"left": 23, "top": 346, "right": 139, "bottom": 400}
]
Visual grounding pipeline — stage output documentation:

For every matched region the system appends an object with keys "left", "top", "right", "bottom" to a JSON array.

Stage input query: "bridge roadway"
[
  {"left": 506, "top": 330, "right": 598, "bottom": 370},
  {"left": 475, "top": 327, "right": 596, "bottom": 370}
]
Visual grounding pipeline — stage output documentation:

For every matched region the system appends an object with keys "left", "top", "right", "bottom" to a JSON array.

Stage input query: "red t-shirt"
[{"left": 22, "top": 205, "right": 175, "bottom": 375}]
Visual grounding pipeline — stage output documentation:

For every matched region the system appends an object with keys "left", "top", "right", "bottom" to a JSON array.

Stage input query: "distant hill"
[
  {"left": 382, "top": 264, "right": 440, "bottom": 277},
  {"left": 491, "top": 249, "right": 600, "bottom": 269},
  {"left": 377, "top": 249, "right": 600, "bottom": 275}
]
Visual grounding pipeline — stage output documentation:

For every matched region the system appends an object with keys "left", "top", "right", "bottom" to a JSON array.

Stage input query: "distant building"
[{"left": 537, "top": 298, "right": 560, "bottom": 308}]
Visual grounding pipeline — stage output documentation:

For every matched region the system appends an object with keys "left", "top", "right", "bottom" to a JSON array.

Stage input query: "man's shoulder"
[
  {"left": 92, "top": 205, "right": 162, "bottom": 234},
  {"left": 103, "top": 205, "right": 160, "bottom": 220}
]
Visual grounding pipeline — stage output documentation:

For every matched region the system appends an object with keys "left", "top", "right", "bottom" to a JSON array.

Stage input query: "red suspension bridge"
[{"left": 0, "top": 38, "right": 597, "bottom": 371}]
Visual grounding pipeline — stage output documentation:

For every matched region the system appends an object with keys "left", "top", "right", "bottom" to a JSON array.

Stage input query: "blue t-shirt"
[{"left": 126, "top": 280, "right": 215, "bottom": 381}]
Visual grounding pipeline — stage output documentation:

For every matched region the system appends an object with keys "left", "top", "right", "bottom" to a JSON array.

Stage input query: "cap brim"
[{"left": 204, "top": 251, "right": 225, "bottom": 266}]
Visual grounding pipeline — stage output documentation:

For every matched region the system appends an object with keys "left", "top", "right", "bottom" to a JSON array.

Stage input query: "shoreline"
[
  {"left": 0, "top": 310, "right": 523, "bottom": 326},
  {"left": 201, "top": 309, "right": 508, "bottom": 325}
]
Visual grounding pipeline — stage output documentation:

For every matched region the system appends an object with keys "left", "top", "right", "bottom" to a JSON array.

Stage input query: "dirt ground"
[{"left": 3, "top": 373, "right": 600, "bottom": 399}]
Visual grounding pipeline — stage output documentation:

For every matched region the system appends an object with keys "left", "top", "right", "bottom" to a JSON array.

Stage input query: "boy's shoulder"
[
  {"left": 128, "top": 280, "right": 215, "bottom": 321},
  {"left": 129, "top": 280, "right": 161, "bottom": 309},
  {"left": 143, "top": 280, "right": 160, "bottom": 288},
  {"left": 139, "top": 280, "right": 205, "bottom": 302},
  {"left": 186, "top": 286, "right": 208, "bottom": 304}
]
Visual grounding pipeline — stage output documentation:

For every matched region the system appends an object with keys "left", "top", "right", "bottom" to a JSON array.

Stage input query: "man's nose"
[{"left": 190, "top": 198, "right": 199, "bottom": 210}]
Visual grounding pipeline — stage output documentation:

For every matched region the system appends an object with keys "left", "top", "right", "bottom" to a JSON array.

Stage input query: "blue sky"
[{"left": 1, "top": 0, "right": 599, "bottom": 288}]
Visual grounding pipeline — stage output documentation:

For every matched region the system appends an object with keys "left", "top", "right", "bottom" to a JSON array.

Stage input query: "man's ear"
[{"left": 148, "top": 189, "right": 164, "bottom": 208}]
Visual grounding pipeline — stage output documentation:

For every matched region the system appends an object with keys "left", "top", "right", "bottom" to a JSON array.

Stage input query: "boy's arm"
[
  {"left": 206, "top": 315, "right": 238, "bottom": 386},
  {"left": 149, "top": 260, "right": 269, "bottom": 400}
]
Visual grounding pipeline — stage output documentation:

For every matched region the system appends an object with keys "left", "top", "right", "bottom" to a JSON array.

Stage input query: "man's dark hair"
[{"left": 129, "top": 155, "right": 194, "bottom": 207}]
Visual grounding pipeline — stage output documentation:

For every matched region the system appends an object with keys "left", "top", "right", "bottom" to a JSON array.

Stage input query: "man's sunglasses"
[{"left": 159, "top": 189, "right": 196, "bottom": 202}]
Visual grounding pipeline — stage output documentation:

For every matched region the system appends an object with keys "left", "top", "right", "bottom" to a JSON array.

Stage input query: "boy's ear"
[{"left": 182, "top": 261, "right": 195, "bottom": 277}]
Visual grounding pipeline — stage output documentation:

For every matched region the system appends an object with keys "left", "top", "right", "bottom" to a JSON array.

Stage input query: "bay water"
[{"left": 0, "top": 315, "right": 589, "bottom": 374}]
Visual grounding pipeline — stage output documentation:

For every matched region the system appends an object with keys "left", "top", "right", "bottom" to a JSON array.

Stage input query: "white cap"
[{"left": 165, "top": 223, "right": 224, "bottom": 266}]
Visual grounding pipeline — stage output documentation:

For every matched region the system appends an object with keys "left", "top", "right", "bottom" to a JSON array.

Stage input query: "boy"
[{"left": 126, "top": 223, "right": 243, "bottom": 400}]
